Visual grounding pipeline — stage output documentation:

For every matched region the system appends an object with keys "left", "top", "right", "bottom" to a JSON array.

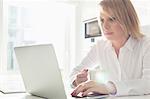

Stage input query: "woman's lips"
[{"left": 104, "top": 32, "right": 113, "bottom": 35}]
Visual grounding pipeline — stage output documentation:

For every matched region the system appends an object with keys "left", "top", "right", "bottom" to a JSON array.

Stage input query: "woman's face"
[{"left": 100, "top": 8, "right": 127, "bottom": 41}]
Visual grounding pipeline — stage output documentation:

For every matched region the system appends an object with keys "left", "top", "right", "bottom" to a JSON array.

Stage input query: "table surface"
[
  {"left": 0, "top": 93, "right": 150, "bottom": 99},
  {"left": 0, "top": 74, "right": 150, "bottom": 99}
]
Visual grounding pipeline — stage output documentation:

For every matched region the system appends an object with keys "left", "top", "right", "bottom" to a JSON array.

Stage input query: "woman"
[{"left": 70, "top": 0, "right": 150, "bottom": 97}]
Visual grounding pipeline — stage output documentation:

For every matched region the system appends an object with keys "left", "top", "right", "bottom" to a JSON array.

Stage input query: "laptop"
[
  {"left": 14, "top": 44, "right": 109, "bottom": 99},
  {"left": 14, "top": 44, "right": 67, "bottom": 99}
]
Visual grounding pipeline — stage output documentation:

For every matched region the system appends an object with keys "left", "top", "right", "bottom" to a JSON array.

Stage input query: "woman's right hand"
[{"left": 73, "top": 69, "right": 89, "bottom": 87}]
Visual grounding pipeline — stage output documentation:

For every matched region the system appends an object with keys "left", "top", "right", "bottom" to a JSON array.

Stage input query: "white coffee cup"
[{"left": 89, "top": 68, "right": 109, "bottom": 84}]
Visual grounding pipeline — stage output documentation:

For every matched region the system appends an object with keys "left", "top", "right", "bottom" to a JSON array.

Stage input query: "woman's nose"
[{"left": 102, "top": 21, "right": 110, "bottom": 30}]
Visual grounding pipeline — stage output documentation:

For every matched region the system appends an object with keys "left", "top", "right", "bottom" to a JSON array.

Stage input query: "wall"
[
  {"left": 0, "top": 0, "right": 3, "bottom": 71},
  {"left": 132, "top": 0, "right": 150, "bottom": 36},
  {"left": 75, "top": 1, "right": 100, "bottom": 66}
]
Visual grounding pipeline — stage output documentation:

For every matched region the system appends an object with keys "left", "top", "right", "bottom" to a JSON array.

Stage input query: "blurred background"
[{"left": 0, "top": 0, "right": 150, "bottom": 80}]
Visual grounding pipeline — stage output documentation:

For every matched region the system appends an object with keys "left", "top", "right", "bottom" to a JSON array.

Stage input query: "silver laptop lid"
[{"left": 14, "top": 44, "right": 67, "bottom": 99}]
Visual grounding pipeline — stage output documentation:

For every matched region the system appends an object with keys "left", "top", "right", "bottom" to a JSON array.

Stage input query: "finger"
[
  {"left": 71, "top": 85, "right": 82, "bottom": 96},
  {"left": 77, "top": 72, "right": 88, "bottom": 78},
  {"left": 77, "top": 69, "right": 88, "bottom": 78},
  {"left": 75, "top": 78, "right": 88, "bottom": 86},
  {"left": 82, "top": 87, "right": 94, "bottom": 96},
  {"left": 74, "top": 82, "right": 92, "bottom": 96},
  {"left": 72, "top": 84, "right": 85, "bottom": 96},
  {"left": 77, "top": 74, "right": 88, "bottom": 79},
  {"left": 77, "top": 77, "right": 88, "bottom": 83},
  {"left": 81, "top": 69, "right": 88, "bottom": 73},
  {"left": 81, "top": 69, "right": 88, "bottom": 75},
  {"left": 76, "top": 83, "right": 90, "bottom": 95}
]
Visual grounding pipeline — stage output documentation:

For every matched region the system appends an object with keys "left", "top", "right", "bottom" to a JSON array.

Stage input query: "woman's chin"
[{"left": 104, "top": 35, "right": 114, "bottom": 40}]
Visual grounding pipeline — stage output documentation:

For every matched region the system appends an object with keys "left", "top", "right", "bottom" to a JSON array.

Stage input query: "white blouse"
[{"left": 70, "top": 36, "right": 150, "bottom": 96}]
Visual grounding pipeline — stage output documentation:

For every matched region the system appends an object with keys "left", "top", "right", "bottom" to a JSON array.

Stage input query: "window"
[
  {"left": 1, "top": 0, "right": 75, "bottom": 75},
  {"left": 7, "top": 6, "right": 33, "bottom": 71}
]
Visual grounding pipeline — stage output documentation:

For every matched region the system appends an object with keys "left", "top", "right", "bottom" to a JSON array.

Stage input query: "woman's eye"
[{"left": 109, "top": 17, "right": 116, "bottom": 22}]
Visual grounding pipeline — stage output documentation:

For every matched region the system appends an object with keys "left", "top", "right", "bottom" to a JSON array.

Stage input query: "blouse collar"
[{"left": 105, "top": 36, "right": 138, "bottom": 51}]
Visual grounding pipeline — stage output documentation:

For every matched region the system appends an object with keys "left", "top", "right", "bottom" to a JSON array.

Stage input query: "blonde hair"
[{"left": 99, "top": 0, "right": 143, "bottom": 39}]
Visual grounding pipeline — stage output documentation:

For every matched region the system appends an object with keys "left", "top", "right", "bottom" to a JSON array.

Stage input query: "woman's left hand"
[{"left": 71, "top": 80, "right": 109, "bottom": 97}]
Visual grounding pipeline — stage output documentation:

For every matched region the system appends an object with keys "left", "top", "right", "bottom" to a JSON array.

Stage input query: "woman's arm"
[{"left": 70, "top": 44, "right": 99, "bottom": 87}]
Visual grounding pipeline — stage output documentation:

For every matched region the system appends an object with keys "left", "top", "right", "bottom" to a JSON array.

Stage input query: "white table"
[
  {"left": 0, "top": 93, "right": 150, "bottom": 99},
  {"left": 0, "top": 74, "right": 150, "bottom": 99}
]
